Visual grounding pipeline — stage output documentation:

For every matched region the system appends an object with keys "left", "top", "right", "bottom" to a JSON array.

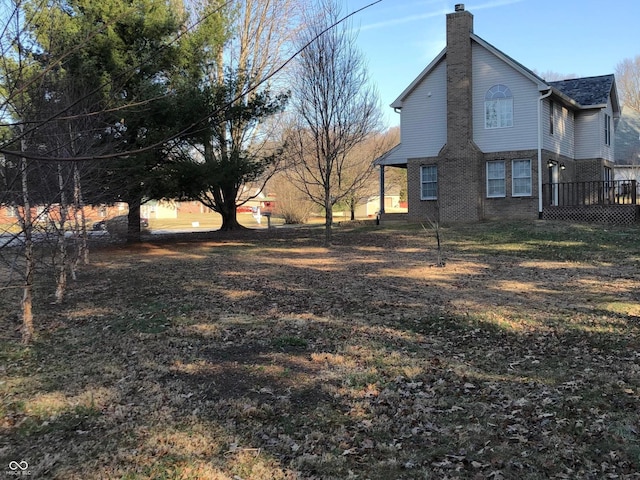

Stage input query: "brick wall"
[
  {"left": 406, "top": 146, "right": 621, "bottom": 223},
  {"left": 0, "top": 206, "right": 17, "bottom": 224},
  {"left": 482, "top": 150, "right": 539, "bottom": 219},
  {"left": 438, "top": 148, "right": 485, "bottom": 222},
  {"left": 574, "top": 158, "right": 614, "bottom": 183},
  {"left": 407, "top": 158, "right": 440, "bottom": 222},
  {"left": 407, "top": 150, "right": 543, "bottom": 223}
]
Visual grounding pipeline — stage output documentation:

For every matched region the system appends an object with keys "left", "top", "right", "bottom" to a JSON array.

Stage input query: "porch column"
[{"left": 379, "top": 165, "right": 385, "bottom": 214}]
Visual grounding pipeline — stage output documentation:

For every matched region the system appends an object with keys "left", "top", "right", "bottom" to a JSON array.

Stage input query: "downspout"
[{"left": 537, "top": 88, "right": 552, "bottom": 219}]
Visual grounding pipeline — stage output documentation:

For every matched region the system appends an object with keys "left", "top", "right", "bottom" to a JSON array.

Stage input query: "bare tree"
[
  {"left": 616, "top": 55, "right": 640, "bottom": 112},
  {"left": 287, "top": 0, "right": 381, "bottom": 245},
  {"left": 1, "top": 1, "right": 39, "bottom": 343},
  {"left": 342, "top": 128, "right": 399, "bottom": 220},
  {"left": 0, "top": 0, "right": 184, "bottom": 341},
  {"left": 224, "top": 0, "right": 302, "bottom": 84},
  {"left": 269, "top": 171, "right": 316, "bottom": 224},
  {"left": 534, "top": 70, "right": 578, "bottom": 82}
]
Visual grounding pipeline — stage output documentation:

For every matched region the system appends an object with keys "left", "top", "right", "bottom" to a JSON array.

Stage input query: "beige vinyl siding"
[
  {"left": 575, "top": 110, "right": 600, "bottom": 159},
  {"left": 543, "top": 99, "right": 575, "bottom": 157},
  {"left": 400, "top": 60, "right": 447, "bottom": 158},
  {"left": 472, "top": 43, "right": 539, "bottom": 152}
]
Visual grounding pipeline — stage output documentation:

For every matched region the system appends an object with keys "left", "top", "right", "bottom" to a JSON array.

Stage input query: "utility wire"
[{"left": 0, "top": 0, "right": 383, "bottom": 162}]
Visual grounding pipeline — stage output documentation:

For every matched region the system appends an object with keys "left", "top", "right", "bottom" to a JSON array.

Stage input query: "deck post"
[{"left": 379, "top": 166, "right": 385, "bottom": 215}]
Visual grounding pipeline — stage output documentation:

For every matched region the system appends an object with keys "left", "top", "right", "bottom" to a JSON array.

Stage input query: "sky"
[{"left": 345, "top": 0, "right": 640, "bottom": 129}]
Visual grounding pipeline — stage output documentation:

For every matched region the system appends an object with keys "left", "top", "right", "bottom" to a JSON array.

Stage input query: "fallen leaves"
[{"left": 1, "top": 223, "right": 640, "bottom": 478}]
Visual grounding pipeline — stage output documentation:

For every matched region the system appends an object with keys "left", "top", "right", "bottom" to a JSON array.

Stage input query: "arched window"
[{"left": 485, "top": 84, "right": 513, "bottom": 129}]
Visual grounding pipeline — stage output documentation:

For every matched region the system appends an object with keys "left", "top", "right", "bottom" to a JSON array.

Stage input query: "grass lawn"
[
  {"left": 1, "top": 220, "right": 639, "bottom": 479},
  {"left": 146, "top": 212, "right": 288, "bottom": 232}
]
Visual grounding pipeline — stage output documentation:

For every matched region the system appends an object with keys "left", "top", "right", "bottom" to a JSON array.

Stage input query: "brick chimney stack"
[
  {"left": 438, "top": 4, "right": 484, "bottom": 222},
  {"left": 446, "top": 5, "right": 474, "bottom": 148}
]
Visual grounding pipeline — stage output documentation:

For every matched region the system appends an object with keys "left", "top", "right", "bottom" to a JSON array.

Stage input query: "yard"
[{"left": 1, "top": 221, "right": 639, "bottom": 479}]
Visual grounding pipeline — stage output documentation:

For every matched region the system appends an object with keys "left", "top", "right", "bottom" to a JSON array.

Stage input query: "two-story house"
[{"left": 376, "top": 4, "right": 623, "bottom": 223}]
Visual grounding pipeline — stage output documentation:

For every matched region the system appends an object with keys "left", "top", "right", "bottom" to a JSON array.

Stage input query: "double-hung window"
[
  {"left": 486, "top": 161, "right": 506, "bottom": 197},
  {"left": 485, "top": 85, "right": 513, "bottom": 129},
  {"left": 512, "top": 159, "right": 532, "bottom": 196},
  {"left": 420, "top": 165, "right": 437, "bottom": 200},
  {"left": 604, "top": 113, "right": 611, "bottom": 146}
]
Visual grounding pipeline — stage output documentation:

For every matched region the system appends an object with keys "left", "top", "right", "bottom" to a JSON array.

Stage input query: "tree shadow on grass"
[{"left": 1, "top": 223, "right": 640, "bottom": 478}]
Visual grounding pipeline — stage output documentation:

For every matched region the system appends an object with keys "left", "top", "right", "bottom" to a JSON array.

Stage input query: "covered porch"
[{"left": 374, "top": 144, "right": 407, "bottom": 216}]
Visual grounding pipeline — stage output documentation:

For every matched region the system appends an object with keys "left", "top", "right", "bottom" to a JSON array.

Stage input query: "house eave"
[
  {"left": 390, "top": 49, "right": 446, "bottom": 109},
  {"left": 373, "top": 143, "right": 406, "bottom": 166},
  {"left": 391, "top": 33, "right": 554, "bottom": 110},
  {"left": 609, "top": 79, "right": 622, "bottom": 118},
  {"left": 549, "top": 87, "right": 583, "bottom": 109}
]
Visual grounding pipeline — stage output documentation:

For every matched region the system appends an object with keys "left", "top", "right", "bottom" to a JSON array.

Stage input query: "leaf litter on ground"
[{"left": 0, "top": 221, "right": 639, "bottom": 479}]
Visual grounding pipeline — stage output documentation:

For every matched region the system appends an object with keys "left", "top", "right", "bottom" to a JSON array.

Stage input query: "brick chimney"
[
  {"left": 438, "top": 4, "right": 484, "bottom": 222},
  {"left": 446, "top": 5, "right": 474, "bottom": 148}
]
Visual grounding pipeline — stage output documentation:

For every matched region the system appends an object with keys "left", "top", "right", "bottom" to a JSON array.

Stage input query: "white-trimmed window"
[
  {"left": 604, "top": 113, "right": 611, "bottom": 146},
  {"left": 486, "top": 161, "right": 506, "bottom": 197},
  {"left": 485, "top": 84, "right": 513, "bottom": 129},
  {"left": 512, "top": 159, "right": 532, "bottom": 196},
  {"left": 420, "top": 165, "right": 437, "bottom": 200}
]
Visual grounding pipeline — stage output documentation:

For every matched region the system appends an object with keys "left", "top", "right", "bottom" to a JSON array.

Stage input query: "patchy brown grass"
[{"left": 1, "top": 220, "right": 640, "bottom": 479}]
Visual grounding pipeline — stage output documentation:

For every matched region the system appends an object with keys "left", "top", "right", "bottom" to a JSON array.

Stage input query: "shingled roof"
[{"left": 548, "top": 75, "right": 615, "bottom": 107}]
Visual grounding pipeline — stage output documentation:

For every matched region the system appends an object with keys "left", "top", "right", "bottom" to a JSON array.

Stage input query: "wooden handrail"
[{"left": 542, "top": 180, "right": 638, "bottom": 207}]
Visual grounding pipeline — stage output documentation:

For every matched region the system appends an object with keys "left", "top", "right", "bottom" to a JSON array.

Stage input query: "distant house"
[
  {"left": 376, "top": 4, "right": 627, "bottom": 223},
  {"left": 614, "top": 106, "right": 640, "bottom": 183}
]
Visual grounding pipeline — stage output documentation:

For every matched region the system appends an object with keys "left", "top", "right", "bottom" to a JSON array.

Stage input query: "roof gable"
[
  {"left": 549, "top": 75, "right": 616, "bottom": 108},
  {"left": 470, "top": 34, "right": 548, "bottom": 89},
  {"left": 391, "top": 33, "right": 547, "bottom": 109},
  {"left": 390, "top": 49, "right": 445, "bottom": 109},
  {"left": 391, "top": 30, "right": 619, "bottom": 115}
]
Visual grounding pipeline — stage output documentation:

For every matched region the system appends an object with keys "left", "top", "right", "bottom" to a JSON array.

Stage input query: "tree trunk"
[
  {"left": 127, "top": 197, "right": 142, "bottom": 243},
  {"left": 213, "top": 181, "right": 247, "bottom": 231},
  {"left": 20, "top": 135, "right": 34, "bottom": 343},
  {"left": 219, "top": 198, "right": 245, "bottom": 231},
  {"left": 350, "top": 197, "right": 356, "bottom": 221},
  {"left": 324, "top": 187, "right": 332, "bottom": 247},
  {"left": 219, "top": 209, "right": 244, "bottom": 231},
  {"left": 70, "top": 123, "right": 89, "bottom": 267},
  {"left": 21, "top": 244, "right": 34, "bottom": 344},
  {"left": 54, "top": 163, "right": 68, "bottom": 303},
  {"left": 73, "top": 163, "right": 89, "bottom": 269}
]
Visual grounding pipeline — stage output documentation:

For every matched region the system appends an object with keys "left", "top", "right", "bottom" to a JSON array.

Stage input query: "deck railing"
[{"left": 542, "top": 180, "right": 638, "bottom": 207}]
